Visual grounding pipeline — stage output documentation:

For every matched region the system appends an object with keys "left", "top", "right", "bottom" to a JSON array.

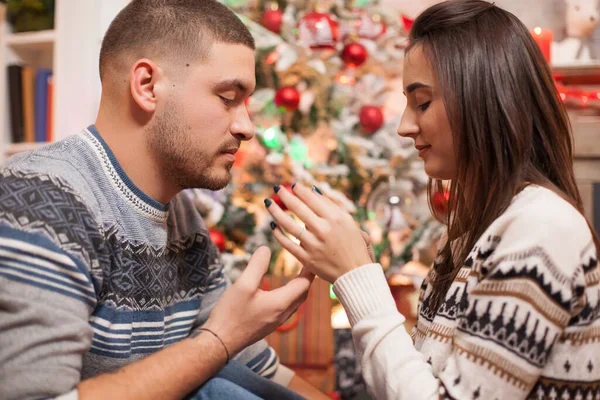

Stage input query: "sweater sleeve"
[
  {"left": 0, "top": 227, "right": 96, "bottom": 400},
  {"left": 334, "top": 226, "right": 589, "bottom": 400},
  {"left": 334, "top": 263, "right": 439, "bottom": 400},
  {"left": 0, "top": 170, "right": 101, "bottom": 400}
]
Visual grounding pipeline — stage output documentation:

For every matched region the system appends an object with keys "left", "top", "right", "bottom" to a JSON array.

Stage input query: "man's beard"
[{"left": 147, "top": 105, "right": 232, "bottom": 192}]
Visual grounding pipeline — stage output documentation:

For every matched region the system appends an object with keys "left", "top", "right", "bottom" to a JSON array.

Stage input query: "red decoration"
[
  {"left": 341, "top": 42, "right": 368, "bottom": 67},
  {"left": 274, "top": 86, "right": 301, "bottom": 111},
  {"left": 432, "top": 190, "right": 450, "bottom": 217},
  {"left": 359, "top": 105, "right": 384, "bottom": 134},
  {"left": 554, "top": 81, "right": 600, "bottom": 111},
  {"left": 530, "top": 27, "right": 553, "bottom": 64},
  {"left": 209, "top": 228, "right": 226, "bottom": 253},
  {"left": 357, "top": 12, "right": 386, "bottom": 39},
  {"left": 401, "top": 14, "right": 414, "bottom": 33},
  {"left": 233, "top": 147, "right": 246, "bottom": 167},
  {"left": 297, "top": 12, "right": 339, "bottom": 49},
  {"left": 340, "top": 10, "right": 386, "bottom": 40},
  {"left": 261, "top": 9, "right": 283, "bottom": 34}
]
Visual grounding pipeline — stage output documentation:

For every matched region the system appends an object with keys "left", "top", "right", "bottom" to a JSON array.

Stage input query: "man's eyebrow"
[{"left": 213, "top": 79, "right": 253, "bottom": 94}]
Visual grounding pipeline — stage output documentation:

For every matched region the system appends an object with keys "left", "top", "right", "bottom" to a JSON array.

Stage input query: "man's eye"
[{"left": 219, "top": 96, "right": 234, "bottom": 105}]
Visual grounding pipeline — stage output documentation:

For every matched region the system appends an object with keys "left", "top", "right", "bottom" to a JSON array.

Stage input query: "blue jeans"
[
  {"left": 189, "top": 377, "right": 261, "bottom": 399},
  {"left": 188, "top": 360, "right": 306, "bottom": 400}
]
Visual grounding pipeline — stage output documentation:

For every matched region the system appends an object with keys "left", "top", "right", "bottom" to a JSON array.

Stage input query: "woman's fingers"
[
  {"left": 271, "top": 222, "right": 309, "bottom": 262},
  {"left": 360, "top": 230, "right": 375, "bottom": 263},
  {"left": 289, "top": 183, "right": 338, "bottom": 219},
  {"left": 264, "top": 197, "right": 310, "bottom": 237},
  {"left": 271, "top": 185, "right": 325, "bottom": 231}
]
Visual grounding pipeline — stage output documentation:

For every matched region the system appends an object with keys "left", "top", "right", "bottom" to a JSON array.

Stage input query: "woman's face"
[{"left": 398, "top": 45, "right": 457, "bottom": 180}]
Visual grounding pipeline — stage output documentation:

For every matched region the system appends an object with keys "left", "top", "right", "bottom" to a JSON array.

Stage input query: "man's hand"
[
  {"left": 77, "top": 247, "right": 313, "bottom": 400},
  {"left": 204, "top": 246, "right": 315, "bottom": 357}
]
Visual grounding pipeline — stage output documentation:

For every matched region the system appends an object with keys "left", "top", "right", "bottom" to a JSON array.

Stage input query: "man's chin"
[{"left": 194, "top": 170, "right": 232, "bottom": 191}]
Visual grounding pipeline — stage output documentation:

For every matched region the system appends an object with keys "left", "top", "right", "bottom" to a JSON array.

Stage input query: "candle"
[{"left": 530, "top": 27, "right": 553, "bottom": 64}]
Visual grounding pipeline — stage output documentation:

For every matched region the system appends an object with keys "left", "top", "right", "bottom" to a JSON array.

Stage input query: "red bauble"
[
  {"left": 341, "top": 42, "right": 368, "bottom": 67},
  {"left": 432, "top": 190, "right": 450, "bottom": 217},
  {"left": 262, "top": 9, "right": 283, "bottom": 34},
  {"left": 273, "top": 184, "right": 294, "bottom": 211},
  {"left": 401, "top": 14, "right": 414, "bottom": 33},
  {"left": 359, "top": 106, "right": 384, "bottom": 134},
  {"left": 297, "top": 12, "right": 339, "bottom": 49},
  {"left": 274, "top": 86, "right": 301, "bottom": 111},
  {"left": 209, "top": 228, "right": 226, "bottom": 253}
]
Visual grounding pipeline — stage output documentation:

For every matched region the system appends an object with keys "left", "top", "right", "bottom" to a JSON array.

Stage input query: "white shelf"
[
  {"left": 0, "top": 1, "right": 131, "bottom": 164},
  {"left": 5, "top": 142, "right": 48, "bottom": 156},
  {"left": 6, "top": 29, "right": 55, "bottom": 50}
]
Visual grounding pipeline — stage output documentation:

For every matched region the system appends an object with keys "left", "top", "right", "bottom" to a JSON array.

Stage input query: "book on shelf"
[
  {"left": 22, "top": 66, "right": 34, "bottom": 142},
  {"left": 7, "top": 64, "right": 54, "bottom": 145},
  {"left": 35, "top": 68, "right": 53, "bottom": 143},
  {"left": 7, "top": 65, "right": 24, "bottom": 143}
]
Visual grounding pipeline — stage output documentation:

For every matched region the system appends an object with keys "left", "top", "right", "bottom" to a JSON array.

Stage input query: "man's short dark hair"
[{"left": 99, "top": 0, "right": 255, "bottom": 81}]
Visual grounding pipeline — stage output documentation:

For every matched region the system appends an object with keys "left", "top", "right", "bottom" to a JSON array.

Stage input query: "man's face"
[{"left": 148, "top": 42, "right": 256, "bottom": 191}]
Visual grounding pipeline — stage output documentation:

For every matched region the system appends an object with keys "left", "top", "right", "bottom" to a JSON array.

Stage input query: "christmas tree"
[{"left": 188, "top": 0, "right": 446, "bottom": 282}]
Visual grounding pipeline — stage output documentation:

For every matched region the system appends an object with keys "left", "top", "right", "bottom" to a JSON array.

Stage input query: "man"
[{"left": 0, "top": 0, "right": 327, "bottom": 398}]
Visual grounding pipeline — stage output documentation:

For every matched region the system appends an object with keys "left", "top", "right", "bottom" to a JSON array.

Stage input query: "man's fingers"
[
  {"left": 237, "top": 246, "right": 271, "bottom": 290},
  {"left": 297, "top": 267, "right": 316, "bottom": 283},
  {"left": 270, "top": 270, "right": 313, "bottom": 307}
]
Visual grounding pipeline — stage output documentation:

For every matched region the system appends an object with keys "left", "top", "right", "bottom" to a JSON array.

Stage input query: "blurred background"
[{"left": 1, "top": 0, "right": 599, "bottom": 398}]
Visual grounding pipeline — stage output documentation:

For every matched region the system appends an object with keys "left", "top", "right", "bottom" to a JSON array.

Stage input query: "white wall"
[{"left": 54, "top": 0, "right": 130, "bottom": 140}]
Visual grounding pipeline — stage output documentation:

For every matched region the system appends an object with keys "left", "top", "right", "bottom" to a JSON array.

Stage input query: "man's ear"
[{"left": 129, "top": 58, "right": 166, "bottom": 113}]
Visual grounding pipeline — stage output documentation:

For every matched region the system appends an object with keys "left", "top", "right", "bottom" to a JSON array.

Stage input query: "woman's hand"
[
  {"left": 264, "top": 183, "right": 374, "bottom": 283},
  {"left": 204, "top": 246, "right": 314, "bottom": 357}
]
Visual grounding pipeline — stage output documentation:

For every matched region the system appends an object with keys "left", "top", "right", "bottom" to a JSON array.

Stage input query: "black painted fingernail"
[
  {"left": 274, "top": 185, "right": 281, "bottom": 193},
  {"left": 270, "top": 221, "right": 277, "bottom": 230},
  {"left": 312, "top": 185, "right": 323, "bottom": 195},
  {"left": 264, "top": 199, "right": 272, "bottom": 207},
  {"left": 291, "top": 183, "right": 296, "bottom": 190}
]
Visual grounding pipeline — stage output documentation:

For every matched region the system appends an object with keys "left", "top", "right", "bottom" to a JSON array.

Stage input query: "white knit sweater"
[{"left": 333, "top": 185, "right": 600, "bottom": 399}]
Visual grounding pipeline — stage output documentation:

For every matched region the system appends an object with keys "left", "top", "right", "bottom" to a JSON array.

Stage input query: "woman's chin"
[{"left": 423, "top": 160, "right": 454, "bottom": 181}]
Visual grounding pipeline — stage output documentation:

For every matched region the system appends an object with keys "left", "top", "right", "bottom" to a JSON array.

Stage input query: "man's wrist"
[
  {"left": 197, "top": 328, "right": 230, "bottom": 363},
  {"left": 190, "top": 328, "right": 230, "bottom": 365}
]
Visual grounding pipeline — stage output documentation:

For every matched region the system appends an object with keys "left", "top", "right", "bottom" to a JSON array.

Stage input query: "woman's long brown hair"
[{"left": 408, "top": 0, "right": 600, "bottom": 311}]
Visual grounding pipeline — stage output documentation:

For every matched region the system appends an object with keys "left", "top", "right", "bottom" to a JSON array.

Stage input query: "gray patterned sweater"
[{"left": 0, "top": 125, "right": 281, "bottom": 400}]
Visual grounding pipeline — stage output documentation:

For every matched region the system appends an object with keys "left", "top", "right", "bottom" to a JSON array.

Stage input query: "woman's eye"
[{"left": 418, "top": 101, "right": 431, "bottom": 112}]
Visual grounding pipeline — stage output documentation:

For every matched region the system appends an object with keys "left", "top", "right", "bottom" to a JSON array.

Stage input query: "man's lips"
[{"left": 221, "top": 148, "right": 239, "bottom": 155}]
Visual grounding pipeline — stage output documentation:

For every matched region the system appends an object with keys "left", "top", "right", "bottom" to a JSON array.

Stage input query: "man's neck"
[{"left": 95, "top": 110, "right": 178, "bottom": 205}]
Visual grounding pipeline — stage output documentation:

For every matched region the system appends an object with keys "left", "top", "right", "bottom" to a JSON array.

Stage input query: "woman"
[{"left": 264, "top": 0, "right": 600, "bottom": 398}]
